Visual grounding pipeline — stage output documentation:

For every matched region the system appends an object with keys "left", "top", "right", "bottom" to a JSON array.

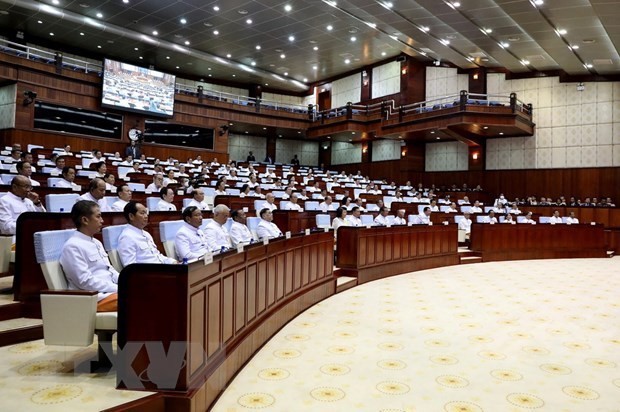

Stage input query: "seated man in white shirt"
[
  {"left": 118, "top": 201, "right": 177, "bottom": 266},
  {"left": 374, "top": 207, "right": 391, "bottom": 226},
  {"left": 163, "top": 170, "right": 177, "bottom": 187},
  {"left": 111, "top": 183, "right": 133, "bottom": 212},
  {"left": 460, "top": 196, "right": 471, "bottom": 205},
  {"left": 204, "top": 204, "right": 233, "bottom": 253},
  {"left": 470, "top": 201, "right": 483, "bottom": 213},
  {"left": 258, "top": 193, "right": 278, "bottom": 212},
  {"left": 483, "top": 210, "right": 498, "bottom": 224},
  {"left": 54, "top": 166, "right": 81, "bottom": 190},
  {"left": 16, "top": 161, "right": 40, "bottom": 187},
  {"left": 185, "top": 188, "right": 210, "bottom": 211},
  {"left": 320, "top": 196, "right": 337, "bottom": 213},
  {"left": 146, "top": 173, "right": 165, "bottom": 193},
  {"left": 284, "top": 193, "right": 303, "bottom": 211},
  {"left": 60, "top": 200, "right": 118, "bottom": 312},
  {"left": 458, "top": 212, "right": 472, "bottom": 240},
  {"left": 522, "top": 211, "right": 536, "bottom": 224},
  {"left": 256, "top": 208, "right": 283, "bottom": 240},
  {"left": 78, "top": 178, "right": 111, "bottom": 212},
  {"left": 393, "top": 209, "right": 407, "bottom": 225},
  {"left": 229, "top": 209, "right": 253, "bottom": 247},
  {"left": 445, "top": 202, "right": 459, "bottom": 213},
  {"left": 0, "top": 175, "right": 46, "bottom": 235},
  {"left": 503, "top": 214, "right": 515, "bottom": 224},
  {"left": 507, "top": 203, "right": 521, "bottom": 214},
  {"left": 549, "top": 210, "right": 563, "bottom": 224},
  {"left": 51, "top": 156, "right": 65, "bottom": 175},
  {"left": 353, "top": 198, "right": 366, "bottom": 212},
  {"left": 297, "top": 189, "right": 309, "bottom": 201},
  {"left": 156, "top": 187, "right": 177, "bottom": 211},
  {"left": 412, "top": 207, "right": 432, "bottom": 225},
  {"left": 429, "top": 200, "right": 439, "bottom": 212},
  {"left": 492, "top": 203, "right": 506, "bottom": 214},
  {"left": 566, "top": 211, "right": 579, "bottom": 224},
  {"left": 346, "top": 206, "right": 363, "bottom": 226},
  {"left": 175, "top": 206, "right": 210, "bottom": 261},
  {"left": 103, "top": 173, "right": 116, "bottom": 191}
]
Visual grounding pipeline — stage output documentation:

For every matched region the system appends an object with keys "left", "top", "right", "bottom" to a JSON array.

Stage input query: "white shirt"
[
  {"left": 549, "top": 216, "right": 563, "bottom": 224},
  {"left": 258, "top": 201, "right": 277, "bottom": 212},
  {"left": 156, "top": 199, "right": 177, "bottom": 211},
  {"left": 203, "top": 220, "right": 232, "bottom": 252},
  {"left": 229, "top": 221, "right": 253, "bottom": 246},
  {"left": 175, "top": 222, "right": 209, "bottom": 261},
  {"left": 332, "top": 217, "right": 349, "bottom": 233},
  {"left": 118, "top": 224, "right": 176, "bottom": 266},
  {"left": 470, "top": 206, "right": 483, "bottom": 213},
  {"left": 319, "top": 202, "right": 336, "bottom": 213},
  {"left": 285, "top": 202, "right": 303, "bottom": 211},
  {"left": 445, "top": 208, "right": 459, "bottom": 214},
  {"left": 483, "top": 216, "right": 498, "bottom": 224},
  {"left": 0, "top": 191, "right": 46, "bottom": 235},
  {"left": 458, "top": 218, "right": 472, "bottom": 233},
  {"left": 185, "top": 198, "right": 210, "bottom": 211},
  {"left": 215, "top": 190, "right": 227, "bottom": 196},
  {"left": 256, "top": 219, "right": 282, "bottom": 240},
  {"left": 429, "top": 205, "right": 439, "bottom": 212},
  {"left": 374, "top": 214, "right": 389, "bottom": 226},
  {"left": 566, "top": 217, "right": 579, "bottom": 224},
  {"left": 393, "top": 216, "right": 407, "bottom": 225},
  {"left": 146, "top": 183, "right": 162, "bottom": 193},
  {"left": 523, "top": 217, "right": 536, "bottom": 225},
  {"left": 78, "top": 192, "right": 111, "bottom": 212},
  {"left": 59, "top": 231, "right": 118, "bottom": 301},
  {"left": 413, "top": 213, "right": 430, "bottom": 225},
  {"left": 54, "top": 178, "right": 80, "bottom": 190},
  {"left": 111, "top": 199, "right": 129, "bottom": 212},
  {"left": 346, "top": 215, "right": 362, "bottom": 227}
]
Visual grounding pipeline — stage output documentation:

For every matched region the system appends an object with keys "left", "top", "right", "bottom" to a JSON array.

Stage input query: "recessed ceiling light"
[
  {"left": 280, "top": 54, "right": 286, "bottom": 58},
  {"left": 79, "top": 32, "right": 84, "bottom": 36},
  {"left": 134, "top": 47, "right": 138, "bottom": 50},
  {"left": 213, "top": 5, "right": 219, "bottom": 11},
  {"left": 312, "top": 65, "right": 317, "bottom": 70},
  {"left": 284, "top": 72, "right": 288, "bottom": 75},
  {"left": 237, "top": 9, "right": 248, "bottom": 15},
  {"left": 421, "top": 26, "right": 430, "bottom": 32},
  {"left": 184, "top": 40, "right": 190, "bottom": 45},
  {"left": 152, "top": 30, "right": 158, "bottom": 35},
  {"left": 139, "top": 56, "right": 143, "bottom": 59},
  {"left": 97, "top": 45, "right": 101, "bottom": 48},
  {"left": 571, "top": 44, "right": 579, "bottom": 50},
  {"left": 288, "top": 35, "right": 295, "bottom": 41},
  {"left": 483, "top": 126, "right": 488, "bottom": 129},
  {"left": 436, "top": 137, "right": 440, "bottom": 140},
  {"left": 213, "top": 30, "right": 219, "bottom": 35},
  {"left": 175, "top": 66, "right": 179, "bottom": 69},
  {"left": 52, "top": 0, "right": 59, "bottom": 4},
  {"left": 265, "top": 83, "right": 268, "bottom": 86},
  {"left": 37, "top": 20, "right": 42, "bottom": 24},
  {"left": 49, "top": 32, "right": 54, "bottom": 36},
  {"left": 441, "top": 39, "right": 450, "bottom": 45},
  {"left": 558, "top": 29, "right": 567, "bottom": 35},
  {"left": 255, "top": 45, "right": 261, "bottom": 50},
  {"left": 585, "top": 63, "right": 593, "bottom": 68},
  {"left": 180, "top": 18, "right": 187, "bottom": 24},
  {"left": 344, "top": 59, "right": 350, "bottom": 64},
  {"left": 246, "top": 19, "right": 252, "bottom": 24},
  {"left": 313, "top": 46, "right": 319, "bottom": 51},
  {"left": 381, "top": 51, "right": 386, "bottom": 56},
  {"left": 350, "top": 36, "right": 356, "bottom": 42},
  {"left": 303, "top": 77, "right": 308, "bottom": 82},
  {"left": 582, "top": 39, "right": 596, "bottom": 44},
  {"left": 251, "top": 61, "right": 256, "bottom": 66},
  {"left": 384, "top": 2, "right": 393, "bottom": 8},
  {"left": 208, "top": 74, "right": 212, "bottom": 77},
  {"left": 226, "top": 53, "right": 231, "bottom": 58},
  {"left": 166, "top": 56, "right": 170, "bottom": 59},
  {"left": 499, "top": 132, "right": 504, "bottom": 135},
  {"left": 431, "top": 131, "right": 435, "bottom": 134},
  {"left": 284, "top": 4, "right": 292, "bottom": 12},
  {"left": 500, "top": 42, "right": 509, "bottom": 48},
  {"left": 326, "top": 25, "right": 333, "bottom": 31},
  {"left": 485, "top": 28, "right": 493, "bottom": 33},
  {"left": 452, "top": 2, "right": 461, "bottom": 7},
  {"left": 521, "top": 60, "right": 530, "bottom": 65},
  {"left": 534, "top": 0, "right": 543, "bottom": 5},
  {"left": 123, "top": 0, "right": 129, "bottom": 3},
  {"left": 96, "top": 12, "right": 103, "bottom": 18}
]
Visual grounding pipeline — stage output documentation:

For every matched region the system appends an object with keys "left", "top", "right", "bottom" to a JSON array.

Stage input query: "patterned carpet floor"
[{"left": 212, "top": 257, "right": 620, "bottom": 412}]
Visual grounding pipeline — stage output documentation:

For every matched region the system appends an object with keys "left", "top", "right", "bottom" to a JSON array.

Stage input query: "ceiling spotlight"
[
  {"left": 280, "top": 54, "right": 286, "bottom": 59},
  {"left": 485, "top": 28, "right": 493, "bottom": 33},
  {"left": 175, "top": 66, "right": 179, "bottom": 69},
  {"left": 213, "top": 30, "right": 219, "bottom": 35},
  {"left": 585, "top": 63, "right": 593, "bottom": 68},
  {"left": 326, "top": 25, "right": 333, "bottom": 31},
  {"left": 134, "top": 47, "right": 139, "bottom": 50},
  {"left": 97, "top": 45, "right": 101, "bottom": 48},
  {"left": 251, "top": 61, "right": 256, "bottom": 66},
  {"left": 138, "top": 56, "right": 143, "bottom": 59},
  {"left": 499, "top": 132, "right": 504, "bottom": 135},
  {"left": 344, "top": 59, "right": 350, "bottom": 64},
  {"left": 284, "top": 4, "right": 292, "bottom": 12},
  {"left": 557, "top": 29, "right": 567, "bottom": 35},
  {"left": 284, "top": 72, "right": 288, "bottom": 75},
  {"left": 123, "top": 0, "right": 129, "bottom": 3},
  {"left": 79, "top": 32, "right": 84, "bottom": 36},
  {"left": 350, "top": 36, "right": 356, "bottom": 42},
  {"left": 152, "top": 30, "right": 158, "bottom": 35},
  {"left": 534, "top": 0, "right": 544, "bottom": 5},
  {"left": 384, "top": 2, "right": 393, "bottom": 8},
  {"left": 381, "top": 51, "right": 386, "bottom": 56},
  {"left": 288, "top": 35, "right": 295, "bottom": 41},
  {"left": 184, "top": 40, "right": 190, "bottom": 45},
  {"left": 213, "top": 5, "right": 220, "bottom": 11},
  {"left": 441, "top": 39, "right": 450, "bottom": 45},
  {"left": 49, "top": 32, "right": 54, "bottom": 36},
  {"left": 571, "top": 44, "right": 579, "bottom": 49},
  {"left": 51, "top": 0, "right": 59, "bottom": 4},
  {"left": 500, "top": 42, "right": 509, "bottom": 48},
  {"left": 180, "top": 18, "right": 187, "bottom": 24},
  {"left": 452, "top": 2, "right": 460, "bottom": 7},
  {"left": 303, "top": 77, "right": 308, "bottom": 82},
  {"left": 313, "top": 46, "right": 319, "bottom": 50},
  {"left": 226, "top": 53, "right": 232, "bottom": 58},
  {"left": 421, "top": 26, "right": 430, "bottom": 32},
  {"left": 37, "top": 20, "right": 42, "bottom": 24},
  {"left": 246, "top": 19, "right": 252, "bottom": 24},
  {"left": 96, "top": 12, "right": 103, "bottom": 18},
  {"left": 312, "top": 65, "right": 317, "bottom": 70},
  {"left": 521, "top": 60, "right": 530, "bottom": 65},
  {"left": 166, "top": 56, "right": 170, "bottom": 59},
  {"left": 255, "top": 45, "right": 261, "bottom": 50}
]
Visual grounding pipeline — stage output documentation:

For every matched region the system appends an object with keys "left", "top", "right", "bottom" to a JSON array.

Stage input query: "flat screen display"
[{"left": 101, "top": 59, "right": 175, "bottom": 118}]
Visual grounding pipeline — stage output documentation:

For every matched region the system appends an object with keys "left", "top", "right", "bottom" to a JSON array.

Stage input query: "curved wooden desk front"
[
  {"left": 336, "top": 224, "right": 459, "bottom": 284},
  {"left": 117, "top": 231, "right": 335, "bottom": 411}
]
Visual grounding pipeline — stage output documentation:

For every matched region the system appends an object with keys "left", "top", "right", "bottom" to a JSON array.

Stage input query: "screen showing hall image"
[{"left": 101, "top": 59, "right": 176, "bottom": 118}]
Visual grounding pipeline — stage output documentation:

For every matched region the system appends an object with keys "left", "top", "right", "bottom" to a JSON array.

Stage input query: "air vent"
[
  {"left": 420, "top": 48, "right": 435, "bottom": 54},
  {"left": 237, "top": 9, "right": 248, "bottom": 15},
  {"left": 338, "top": 53, "right": 354, "bottom": 58},
  {"left": 526, "top": 55, "right": 545, "bottom": 61},
  {"left": 469, "top": 52, "right": 487, "bottom": 58},
  {"left": 348, "top": 27, "right": 359, "bottom": 34},
  {"left": 508, "top": 36, "right": 521, "bottom": 42},
  {"left": 582, "top": 39, "right": 596, "bottom": 44},
  {"left": 593, "top": 59, "right": 612, "bottom": 65}
]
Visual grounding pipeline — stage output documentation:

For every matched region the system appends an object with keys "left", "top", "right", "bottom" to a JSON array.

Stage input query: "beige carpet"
[{"left": 212, "top": 258, "right": 620, "bottom": 412}]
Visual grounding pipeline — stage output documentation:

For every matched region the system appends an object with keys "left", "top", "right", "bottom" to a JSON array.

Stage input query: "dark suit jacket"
[
  {"left": 247, "top": 155, "right": 256, "bottom": 162},
  {"left": 125, "top": 144, "right": 142, "bottom": 158}
]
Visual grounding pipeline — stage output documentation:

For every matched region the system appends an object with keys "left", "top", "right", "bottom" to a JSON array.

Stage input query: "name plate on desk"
[
  {"left": 203, "top": 252, "right": 213, "bottom": 265},
  {"left": 145, "top": 189, "right": 152, "bottom": 194},
  {"left": 177, "top": 190, "right": 184, "bottom": 195},
  {"left": 237, "top": 244, "right": 244, "bottom": 253},
  {"left": 305, "top": 229, "right": 311, "bottom": 235},
  {"left": 408, "top": 222, "right": 414, "bottom": 226},
  {"left": 76, "top": 165, "right": 83, "bottom": 170},
  {"left": 285, "top": 231, "right": 291, "bottom": 239},
  {"left": 324, "top": 227, "right": 329, "bottom": 232},
  {"left": 51, "top": 172, "right": 60, "bottom": 177},
  {"left": 263, "top": 238, "right": 269, "bottom": 245},
  {"left": 443, "top": 221, "right": 449, "bottom": 225},
  {"left": 365, "top": 225, "right": 371, "bottom": 229},
  {"left": 72, "top": 187, "right": 81, "bottom": 192},
  {"left": 243, "top": 207, "right": 249, "bottom": 213}
]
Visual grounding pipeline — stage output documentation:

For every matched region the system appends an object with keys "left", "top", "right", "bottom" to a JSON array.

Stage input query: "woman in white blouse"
[
  {"left": 214, "top": 179, "right": 227, "bottom": 196},
  {"left": 331, "top": 207, "right": 350, "bottom": 236}
]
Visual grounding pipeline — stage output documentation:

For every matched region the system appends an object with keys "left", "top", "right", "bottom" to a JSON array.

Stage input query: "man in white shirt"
[
  {"left": 394, "top": 209, "right": 407, "bottom": 225},
  {"left": 522, "top": 211, "right": 536, "bottom": 224},
  {"left": 320, "top": 196, "right": 336, "bottom": 213},
  {"left": 374, "top": 207, "right": 391, "bottom": 226},
  {"left": 346, "top": 206, "right": 363, "bottom": 226},
  {"left": 429, "top": 200, "right": 439, "bottom": 212},
  {"left": 258, "top": 193, "right": 278, "bottom": 212},
  {"left": 0, "top": 175, "right": 46, "bottom": 235},
  {"left": 297, "top": 189, "right": 309, "bottom": 201},
  {"left": 446, "top": 202, "right": 459, "bottom": 213},
  {"left": 483, "top": 210, "right": 498, "bottom": 224},
  {"left": 549, "top": 210, "right": 563, "bottom": 224},
  {"left": 256, "top": 208, "right": 283, "bottom": 240},
  {"left": 175, "top": 206, "right": 210, "bottom": 261},
  {"left": 60, "top": 200, "right": 118, "bottom": 312},
  {"left": 413, "top": 207, "right": 432, "bottom": 225},
  {"left": 204, "top": 204, "right": 233, "bottom": 253},
  {"left": 78, "top": 178, "right": 111, "bottom": 212},
  {"left": 54, "top": 166, "right": 81, "bottom": 190},
  {"left": 185, "top": 188, "right": 210, "bottom": 211},
  {"left": 51, "top": 156, "right": 65, "bottom": 175},
  {"left": 284, "top": 194, "right": 303, "bottom": 211},
  {"left": 229, "top": 209, "right": 253, "bottom": 246},
  {"left": 157, "top": 187, "right": 177, "bottom": 211},
  {"left": 16, "top": 161, "right": 40, "bottom": 187},
  {"left": 117, "top": 201, "right": 177, "bottom": 266},
  {"left": 470, "top": 201, "right": 483, "bottom": 213},
  {"left": 458, "top": 212, "right": 472, "bottom": 240},
  {"left": 111, "top": 183, "right": 133, "bottom": 212},
  {"left": 566, "top": 211, "right": 579, "bottom": 225},
  {"left": 146, "top": 173, "right": 165, "bottom": 193}
]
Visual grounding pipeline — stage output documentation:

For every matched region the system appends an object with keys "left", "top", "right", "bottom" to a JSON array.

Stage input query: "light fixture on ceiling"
[
  {"left": 213, "top": 5, "right": 219, "bottom": 11},
  {"left": 484, "top": 28, "right": 493, "bottom": 33},
  {"left": 521, "top": 60, "right": 530, "bottom": 65},
  {"left": 313, "top": 46, "right": 319, "bottom": 50},
  {"left": 37, "top": 20, "right": 42, "bottom": 24},
  {"left": 52, "top": 0, "right": 59, "bottom": 4},
  {"left": 226, "top": 53, "right": 231, "bottom": 58},
  {"left": 96, "top": 12, "right": 103, "bottom": 18},
  {"left": 350, "top": 36, "right": 356, "bottom": 42},
  {"left": 166, "top": 56, "right": 170, "bottom": 59},
  {"left": 421, "top": 26, "right": 430, "bottom": 32},
  {"left": 500, "top": 42, "right": 509, "bottom": 48},
  {"left": 246, "top": 19, "right": 252, "bottom": 24},
  {"left": 441, "top": 39, "right": 450, "bottom": 45},
  {"left": 255, "top": 45, "right": 261, "bottom": 50},
  {"left": 344, "top": 59, "right": 350, "bottom": 64},
  {"left": 557, "top": 28, "right": 567, "bottom": 35},
  {"left": 251, "top": 61, "right": 256, "bottom": 66},
  {"left": 326, "top": 25, "right": 333, "bottom": 31},
  {"left": 284, "top": 4, "right": 292, "bottom": 12},
  {"left": 303, "top": 77, "right": 308, "bottom": 82},
  {"left": 79, "top": 32, "right": 84, "bottom": 36},
  {"left": 134, "top": 47, "right": 138, "bottom": 50},
  {"left": 584, "top": 63, "right": 593, "bottom": 68},
  {"left": 451, "top": 1, "right": 461, "bottom": 8},
  {"left": 180, "top": 18, "right": 187, "bottom": 24},
  {"left": 570, "top": 44, "right": 579, "bottom": 49},
  {"left": 280, "top": 54, "right": 286, "bottom": 59},
  {"left": 381, "top": 51, "right": 386, "bottom": 56},
  {"left": 184, "top": 40, "right": 190, "bottom": 45},
  {"left": 472, "top": 152, "right": 479, "bottom": 160},
  {"left": 533, "top": 0, "right": 544, "bottom": 5},
  {"left": 499, "top": 132, "right": 504, "bottom": 135},
  {"left": 152, "top": 30, "right": 158, "bottom": 35},
  {"left": 213, "top": 30, "right": 219, "bottom": 35},
  {"left": 284, "top": 72, "right": 288, "bottom": 75},
  {"left": 288, "top": 35, "right": 295, "bottom": 41}
]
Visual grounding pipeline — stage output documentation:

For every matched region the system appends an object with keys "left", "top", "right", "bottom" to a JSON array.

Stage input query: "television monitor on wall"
[{"left": 101, "top": 59, "right": 176, "bottom": 118}]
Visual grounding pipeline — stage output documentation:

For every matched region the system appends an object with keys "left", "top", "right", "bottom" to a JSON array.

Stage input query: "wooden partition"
[
  {"left": 117, "top": 231, "right": 335, "bottom": 411},
  {"left": 336, "top": 224, "right": 459, "bottom": 283},
  {"left": 470, "top": 223, "right": 607, "bottom": 261}
]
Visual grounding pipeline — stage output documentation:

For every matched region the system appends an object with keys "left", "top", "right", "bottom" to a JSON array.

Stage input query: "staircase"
[
  {"left": 458, "top": 246, "right": 483, "bottom": 265},
  {"left": 0, "top": 276, "right": 43, "bottom": 347}
]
